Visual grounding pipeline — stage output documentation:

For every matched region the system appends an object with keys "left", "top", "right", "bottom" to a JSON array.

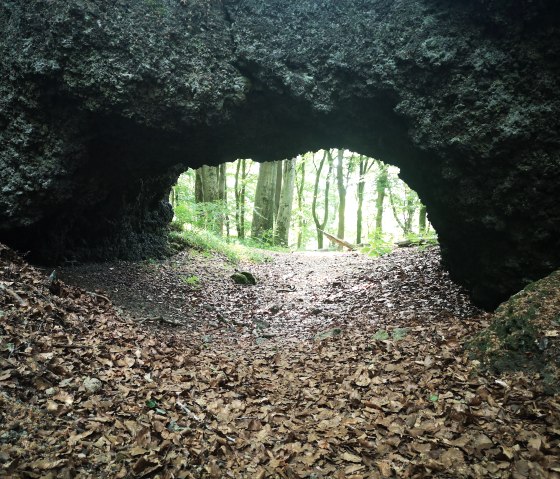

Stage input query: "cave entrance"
[{"left": 168, "top": 150, "right": 436, "bottom": 256}]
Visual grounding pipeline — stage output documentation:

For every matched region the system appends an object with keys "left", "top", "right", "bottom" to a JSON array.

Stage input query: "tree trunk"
[
  {"left": 375, "top": 161, "right": 388, "bottom": 238},
  {"left": 311, "top": 151, "right": 332, "bottom": 249},
  {"left": 169, "top": 186, "right": 178, "bottom": 209},
  {"left": 274, "top": 160, "right": 283, "bottom": 221},
  {"left": 275, "top": 158, "right": 296, "bottom": 246},
  {"left": 251, "top": 161, "right": 277, "bottom": 241},
  {"left": 404, "top": 187, "right": 416, "bottom": 235},
  {"left": 199, "top": 165, "right": 221, "bottom": 234},
  {"left": 194, "top": 165, "right": 222, "bottom": 234},
  {"left": 356, "top": 154, "right": 374, "bottom": 244},
  {"left": 418, "top": 204, "right": 427, "bottom": 234},
  {"left": 336, "top": 149, "right": 346, "bottom": 250},
  {"left": 296, "top": 159, "right": 305, "bottom": 249},
  {"left": 234, "top": 159, "right": 249, "bottom": 239},
  {"left": 195, "top": 169, "right": 203, "bottom": 203},
  {"left": 234, "top": 160, "right": 242, "bottom": 238},
  {"left": 219, "top": 163, "right": 228, "bottom": 237}
]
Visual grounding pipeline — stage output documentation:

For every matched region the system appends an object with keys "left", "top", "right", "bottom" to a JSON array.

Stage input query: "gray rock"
[{"left": 83, "top": 377, "right": 102, "bottom": 395}]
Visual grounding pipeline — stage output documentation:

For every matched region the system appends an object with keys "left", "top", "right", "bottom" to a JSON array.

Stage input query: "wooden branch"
[
  {"left": 87, "top": 291, "right": 111, "bottom": 303},
  {"left": 319, "top": 230, "right": 356, "bottom": 251},
  {"left": 395, "top": 238, "right": 428, "bottom": 247}
]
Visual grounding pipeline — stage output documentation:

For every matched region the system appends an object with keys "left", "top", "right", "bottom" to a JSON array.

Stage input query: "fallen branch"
[
  {"left": 319, "top": 230, "right": 356, "bottom": 251},
  {"left": 395, "top": 239, "right": 428, "bottom": 248},
  {"left": 87, "top": 291, "right": 111, "bottom": 303}
]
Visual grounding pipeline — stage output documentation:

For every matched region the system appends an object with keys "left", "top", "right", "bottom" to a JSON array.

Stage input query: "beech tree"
[
  {"left": 388, "top": 179, "right": 419, "bottom": 235},
  {"left": 251, "top": 162, "right": 277, "bottom": 241},
  {"left": 194, "top": 165, "right": 223, "bottom": 234},
  {"left": 275, "top": 158, "right": 296, "bottom": 246},
  {"left": 335, "top": 149, "right": 346, "bottom": 249},
  {"left": 295, "top": 158, "right": 306, "bottom": 249},
  {"left": 311, "top": 151, "right": 333, "bottom": 249},
  {"left": 374, "top": 161, "right": 389, "bottom": 238},
  {"left": 234, "top": 159, "right": 250, "bottom": 239},
  {"left": 418, "top": 204, "right": 427, "bottom": 234},
  {"left": 356, "top": 154, "right": 375, "bottom": 244},
  {"left": 173, "top": 152, "right": 432, "bottom": 249}
]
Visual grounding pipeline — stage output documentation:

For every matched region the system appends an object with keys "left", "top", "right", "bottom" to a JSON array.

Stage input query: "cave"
[{"left": 0, "top": 0, "right": 559, "bottom": 309}]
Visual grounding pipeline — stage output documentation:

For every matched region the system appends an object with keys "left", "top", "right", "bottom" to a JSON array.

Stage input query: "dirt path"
[
  {"left": 61, "top": 247, "right": 480, "bottom": 346},
  {"left": 3, "top": 246, "right": 559, "bottom": 478}
]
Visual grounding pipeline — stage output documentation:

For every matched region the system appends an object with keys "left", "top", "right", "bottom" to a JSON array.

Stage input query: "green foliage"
[
  {"left": 362, "top": 232, "right": 393, "bottom": 257},
  {"left": 169, "top": 154, "right": 433, "bottom": 252},
  {"left": 404, "top": 231, "right": 439, "bottom": 248},
  {"left": 175, "top": 200, "right": 228, "bottom": 232},
  {"left": 170, "top": 227, "right": 273, "bottom": 264},
  {"left": 372, "top": 329, "right": 390, "bottom": 341},
  {"left": 181, "top": 275, "right": 201, "bottom": 287}
]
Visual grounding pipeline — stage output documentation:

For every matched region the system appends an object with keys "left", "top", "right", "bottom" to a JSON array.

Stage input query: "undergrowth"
[{"left": 168, "top": 225, "right": 282, "bottom": 263}]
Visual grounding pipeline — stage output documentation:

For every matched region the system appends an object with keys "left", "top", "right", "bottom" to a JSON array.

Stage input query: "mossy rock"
[
  {"left": 468, "top": 270, "right": 560, "bottom": 392},
  {"left": 168, "top": 232, "right": 190, "bottom": 253},
  {"left": 231, "top": 271, "right": 257, "bottom": 285}
]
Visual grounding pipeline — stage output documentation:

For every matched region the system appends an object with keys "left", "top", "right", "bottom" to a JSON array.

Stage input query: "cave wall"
[{"left": 0, "top": 0, "right": 559, "bottom": 308}]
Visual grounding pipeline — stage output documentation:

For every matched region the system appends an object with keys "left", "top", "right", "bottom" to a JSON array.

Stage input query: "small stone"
[
  {"left": 45, "top": 387, "right": 56, "bottom": 396},
  {"left": 83, "top": 377, "right": 102, "bottom": 394}
]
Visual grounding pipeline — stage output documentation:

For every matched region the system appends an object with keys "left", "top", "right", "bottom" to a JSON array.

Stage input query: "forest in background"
[{"left": 170, "top": 149, "right": 436, "bottom": 255}]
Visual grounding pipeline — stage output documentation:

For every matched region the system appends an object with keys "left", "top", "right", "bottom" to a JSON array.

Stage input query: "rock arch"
[{"left": 0, "top": 0, "right": 559, "bottom": 308}]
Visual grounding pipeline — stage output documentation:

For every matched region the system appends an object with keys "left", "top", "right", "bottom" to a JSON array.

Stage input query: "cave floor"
[
  {"left": 2, "top": 246, "right": 559, "bottom": 478},
  {"left": 60, "top": 247, "right": 482, "bottom": 346}
]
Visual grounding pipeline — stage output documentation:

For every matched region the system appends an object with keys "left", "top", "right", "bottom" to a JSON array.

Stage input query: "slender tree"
[
  {"left": 251, "top": 162, "right": 277, "bottom": 241},
  {"left": 234, "top": 159, "right": 249, "bottom": 239},
  {"left": 356, "top": 154, "right": 375, "bottom": 244},
  {"left": 275, "top": 158, "right": 296, "bottom": 246},
  {"left": 295, "top": 157, "right": 306, "bottom": 249},
  {"left": 335, "top": 149, "right": 346, "bottom": 249},
  {"left": 418, "top": 204, "right": 427, "bottom": 234},
  {"left": 374, "top": 161, "right": 389, "bottom": 239},
  {"left": 274, "top": 160, "right": 283, "bottom": 220},
  {"left": 311, "top": 151, "right": 334, "bottom": 249},
  {"left": 194, "top": 165, "right": 222, "bottom": 234},
  {"left": 218, "top": 163, "right": 229, "bottom": 238},
  {"left": 388, "top": 180, "right": 418, "bottom": 235}
]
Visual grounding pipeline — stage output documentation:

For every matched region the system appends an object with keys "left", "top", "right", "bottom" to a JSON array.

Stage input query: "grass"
[
  {"left": 180, "top": 275, "right": 201, "bottom": 288},
  {"left": 168, "top": 226, "right": 284, "bottom": 264}
]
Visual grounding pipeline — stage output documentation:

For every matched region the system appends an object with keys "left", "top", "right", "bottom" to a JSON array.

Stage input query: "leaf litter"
[{"left": 0, "top": 243, "right": 559, "bottom": 478}]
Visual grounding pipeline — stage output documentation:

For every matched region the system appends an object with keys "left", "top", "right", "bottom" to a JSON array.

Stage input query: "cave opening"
[{"left": 168, "top": 150, "right": 437, "bottom": 257}]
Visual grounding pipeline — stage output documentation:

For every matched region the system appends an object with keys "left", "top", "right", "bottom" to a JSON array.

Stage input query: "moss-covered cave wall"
[{"left": 0, "top": 0, "right": 559, "bottom": 309}]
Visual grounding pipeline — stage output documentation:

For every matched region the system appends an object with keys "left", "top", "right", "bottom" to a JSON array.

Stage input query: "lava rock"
[{"left": 0, "top": 0, "right": 559, "bottom": 308}]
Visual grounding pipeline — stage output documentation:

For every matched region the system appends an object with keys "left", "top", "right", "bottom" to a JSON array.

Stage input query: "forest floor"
[{"left": 1, "top": 244, "right": 559, "bottom": 478}]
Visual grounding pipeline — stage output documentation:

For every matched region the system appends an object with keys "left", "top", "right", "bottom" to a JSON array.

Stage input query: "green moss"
[{"left": 467, "top": 270, "right": 560, "bottom": 392}]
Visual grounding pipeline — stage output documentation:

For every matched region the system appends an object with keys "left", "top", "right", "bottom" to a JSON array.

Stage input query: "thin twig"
[{"left": 87, "top": 291, "right": 111, "bottom": 303}]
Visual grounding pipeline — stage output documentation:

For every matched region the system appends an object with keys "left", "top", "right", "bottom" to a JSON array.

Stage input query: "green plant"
[
  {"left": 404, "top": 231, "right": 439, "bottom": 248},
  {"left": 181, "top": 275, "right": 201, "bottom": 287},
  {"left": 363, "top": 232, "right": 393, "bottom": 257},
  {"left": 170, "top": 226, "right": 276, "bottom": 264}
]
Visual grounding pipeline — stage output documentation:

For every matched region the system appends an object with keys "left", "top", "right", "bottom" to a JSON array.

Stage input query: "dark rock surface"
[{"left": 1, "top": 0, "right": 559, "bottom": 308}]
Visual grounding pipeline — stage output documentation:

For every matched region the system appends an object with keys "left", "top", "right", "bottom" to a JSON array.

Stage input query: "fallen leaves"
[{"left": 0, "top": 243, "right": 559, "bottom": 478}]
